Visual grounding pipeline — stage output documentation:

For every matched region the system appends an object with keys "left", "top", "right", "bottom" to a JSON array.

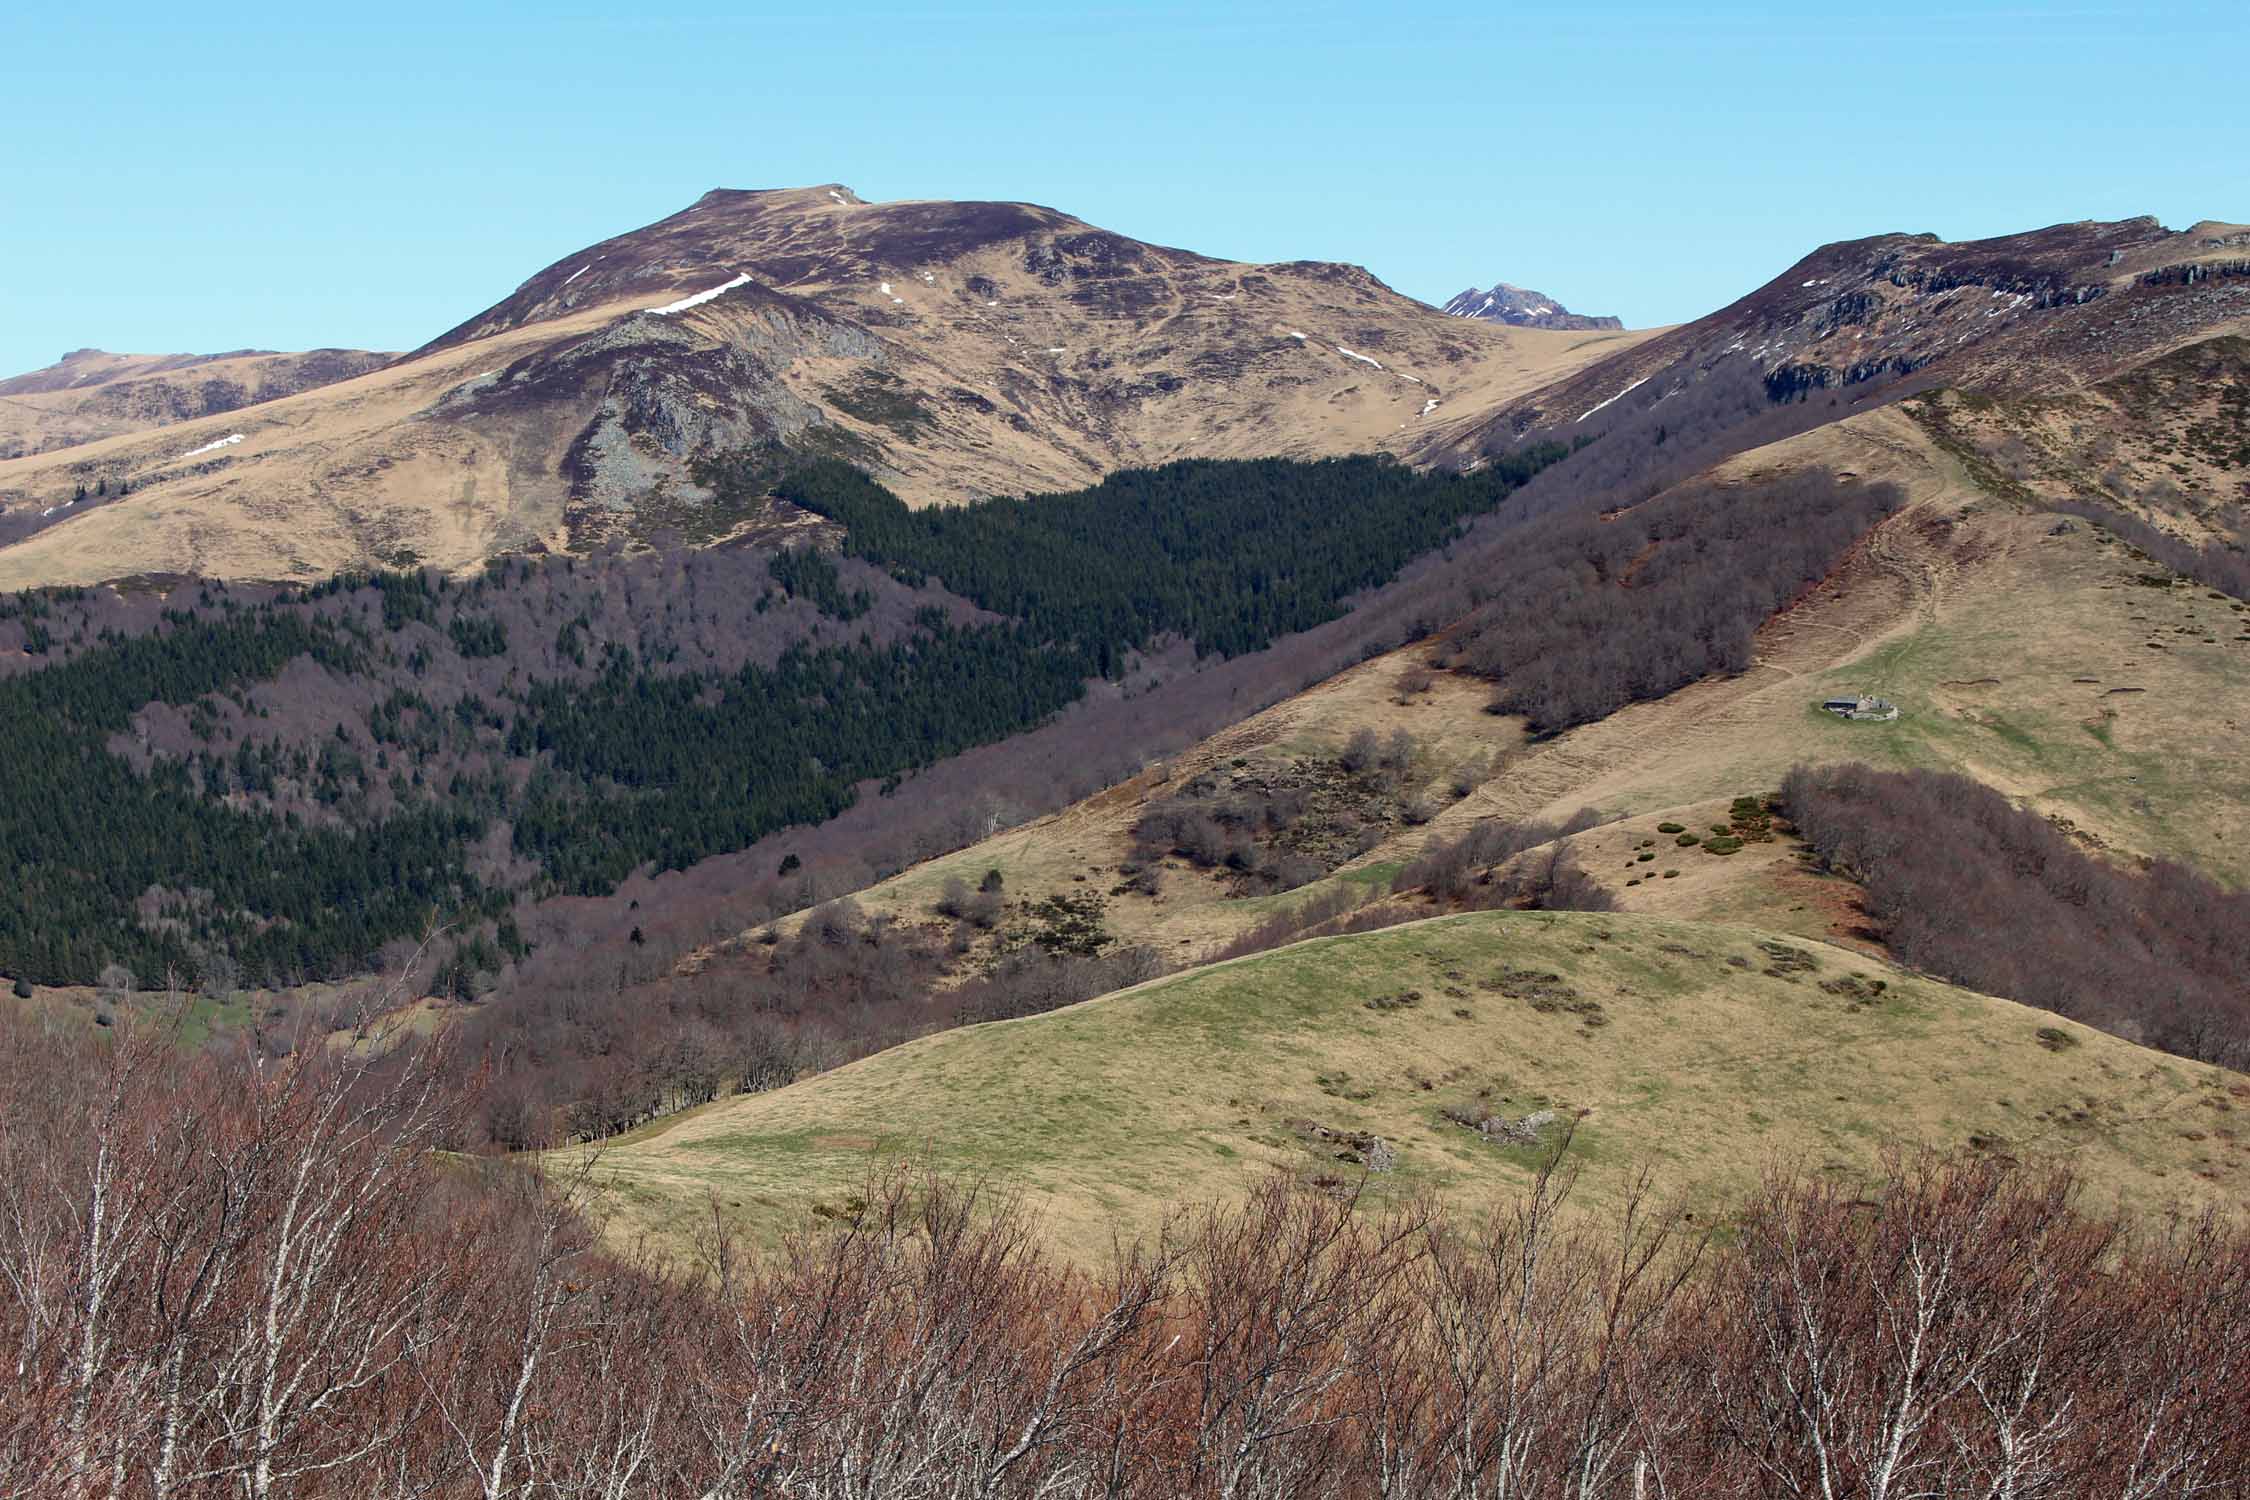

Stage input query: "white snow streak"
[
  {"left": 1336, "top": 346, "right": 1384, "bottom": 370},
  {"left": 1283, "top": 329, "right": 1309, "bottom": 340},
  {"left": 1420, "top": 398, "right": 1440, "bottom": 416},
  {"left": 561, "top": 265, "right": 587, "bottom": 287},
  {"left": 829, "top": 190, "right": 848, "bottom": 204},
  {"left": 1045, "top": 347, "right": 1067, "bottom": 354},
  {"left": 1575, "top": 375, "right": 1649, "bottom": 423},
  {"left": 176, "top": 432, "right": 246, "bottom": 460},
  {"left": 648, "top": 272, "right": 751, "bottom": 315}
]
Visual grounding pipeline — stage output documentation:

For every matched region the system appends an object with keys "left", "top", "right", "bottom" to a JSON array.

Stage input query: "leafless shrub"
[
  {"left": 1445, "top": 470, "right": 1904, "bottom": 734},
  {"left": 8, "top": 1034, "right": 2241, "bottom": 1500},
  {"left": 1394, "top": 807, "right": 1609, "bottom": 901}
]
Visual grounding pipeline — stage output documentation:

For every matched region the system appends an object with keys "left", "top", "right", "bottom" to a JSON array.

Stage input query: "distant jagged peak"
[{"left": 1442, "top": 281, "right": 1623, "bottom": 331}]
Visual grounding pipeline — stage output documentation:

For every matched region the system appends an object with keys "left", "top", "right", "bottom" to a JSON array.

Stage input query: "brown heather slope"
[
  {"left": 0, "top": 347, "right": 390, "bottom": 459},
  {"left": 1902, "top": 333, "right": 2250, "bottom": 546},
  {"left": 1427, "top": 217, "right": 2250, "bottom": 463},
  {"left": 0, "top": 185, "right": 1652, "bottom": 587}
]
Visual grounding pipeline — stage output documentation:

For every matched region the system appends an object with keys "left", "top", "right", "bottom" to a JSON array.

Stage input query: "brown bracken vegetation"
[{"left": 4, "top": 1000, "right": 2247, "bottom": 1498}]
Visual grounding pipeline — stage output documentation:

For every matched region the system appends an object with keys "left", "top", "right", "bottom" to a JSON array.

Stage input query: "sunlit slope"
[
  {"left": 0, "top": 185, "right": 1657, "bottom": 587},
  {"left": 770, "top": 400, "right": 2250, "bottom": 977},
  {"left": 587, "top": 911, "right": 2248, "bottom": 1257}
]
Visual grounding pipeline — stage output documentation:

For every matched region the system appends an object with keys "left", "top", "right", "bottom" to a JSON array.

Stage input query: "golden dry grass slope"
[
  {"left": 584, "top": 911, "right": 2250, "bottom": 1260},
  {"left": 0, "top": 347, "right": 390, "bottom": 459},
  {"left": 0, "top": 185, "right": 1653, "bottom": 588}
]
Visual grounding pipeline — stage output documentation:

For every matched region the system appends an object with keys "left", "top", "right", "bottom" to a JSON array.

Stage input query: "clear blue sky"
[{"left": 4, "top": 0, "right": 2242, "bottom": 373}]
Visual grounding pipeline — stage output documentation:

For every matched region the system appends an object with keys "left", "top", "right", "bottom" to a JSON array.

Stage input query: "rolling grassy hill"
[{"left": 583, "top": 910, "right": 2249, "bottom": 1259}]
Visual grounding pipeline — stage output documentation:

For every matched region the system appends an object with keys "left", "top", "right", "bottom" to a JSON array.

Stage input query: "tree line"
[
  {"left": 764, "top": 447, "right": 1572, "bottom": 661},
  {"left": 0, "top": 449, "right": 1572, "bottom": 986},
  {"left": 2049, "top": 497, "right": 2250, "bottom": 601}
]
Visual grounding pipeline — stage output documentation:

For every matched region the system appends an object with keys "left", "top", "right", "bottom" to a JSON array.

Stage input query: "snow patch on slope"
[
  {"left": 1576, "top": 375, "right": 1649, "bottom": 423},
  {"left": 648, "top": 273, "right": 751, "bottom": 315},
  {"left": 176, "top": 432, "right": 246, "bottom": 460}
]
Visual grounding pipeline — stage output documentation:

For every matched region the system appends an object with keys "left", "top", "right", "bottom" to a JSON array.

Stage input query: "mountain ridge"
[
  {"left": 1429, "top": 214, "right": 2250, "bottom": 462},
  {"left": 3, "top": 197, "right": 2244, "bottom": 593},
  {"left": 0, "top": 185, "right": 1648, "bottom": 586},
  {"left": 0, "top": 346, "right": 392, "bottom": 460}
]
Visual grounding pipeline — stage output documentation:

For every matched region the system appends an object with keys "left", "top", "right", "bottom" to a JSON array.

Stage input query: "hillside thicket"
[
  {"left": 1782, "top": 762, "right": 2250, "bottom": 1067},
  {"left": 2048, "top": 497, "right": 2250, "bottom": 600},
  {"left": 1439, "top": 470, "right": 1904, "bottom": 733}
]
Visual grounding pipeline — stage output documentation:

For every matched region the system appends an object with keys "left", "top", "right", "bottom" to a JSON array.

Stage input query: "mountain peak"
[
  {"left": 1442, "top": 282, "right": 1622, "bottom": 331},
  {"left": 685, "top": 183, "right": 866, "bottom": 213}
]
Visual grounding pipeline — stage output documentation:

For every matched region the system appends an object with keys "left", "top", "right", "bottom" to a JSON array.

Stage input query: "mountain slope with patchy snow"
[{"left": 0, "top": 185, "right": 1649, "bottom": 584}]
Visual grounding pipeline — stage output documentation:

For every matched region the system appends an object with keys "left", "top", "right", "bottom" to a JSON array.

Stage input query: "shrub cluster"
[
  {"left": 1438, "top": 470, "right": 1904, "bottom": 734},
  {"left": 1782, "top": 762, "right": 2250, "bottom": 1066},
  {"left": 1391, "top": 809, "right": 1614, "bottom": 907},
  {"left": 2049, "top": 497, "right": 2250, "bottom": 600}
]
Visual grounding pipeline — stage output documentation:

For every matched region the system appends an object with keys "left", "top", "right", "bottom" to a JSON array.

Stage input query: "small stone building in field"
[{"left": 1820, "top": 694, "right": 1900, "bottom": 722}]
